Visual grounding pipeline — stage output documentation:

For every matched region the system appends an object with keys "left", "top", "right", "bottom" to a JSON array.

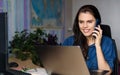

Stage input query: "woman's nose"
[{"left": 83, "top": 23, "right": 88, "bottom": 27}]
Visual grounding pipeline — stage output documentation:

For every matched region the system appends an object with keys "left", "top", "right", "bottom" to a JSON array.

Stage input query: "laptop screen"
[{"left": 36, "top": 46, "right": 90, "bottom": 75}]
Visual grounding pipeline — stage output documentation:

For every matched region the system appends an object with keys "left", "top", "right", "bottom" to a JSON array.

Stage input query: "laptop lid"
[{"left": 36, "top": 46, "right": 90, "bottom": 75}]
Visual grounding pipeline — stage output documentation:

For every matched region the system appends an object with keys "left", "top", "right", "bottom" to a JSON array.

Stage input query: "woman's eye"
[
  {"left": 88, "top": 21, "right": 92, "bottom": 23},
  {"left": 79, "top": 21, "right": 83, "bottom": 24}
]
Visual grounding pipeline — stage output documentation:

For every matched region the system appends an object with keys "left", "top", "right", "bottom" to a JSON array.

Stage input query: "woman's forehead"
[{"left": 78, "top": 12, "right": 95, "bottom": 21}]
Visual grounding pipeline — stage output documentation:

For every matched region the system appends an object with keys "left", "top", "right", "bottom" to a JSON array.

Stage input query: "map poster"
[{"left": 31, "top": 0, "right": 64, "bottom": 28}]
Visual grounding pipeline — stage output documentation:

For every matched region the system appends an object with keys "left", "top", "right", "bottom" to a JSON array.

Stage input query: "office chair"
[
  {"left": 100, "top": 24, "right": 112, "bottom": 38},
  {"left": 100, "top": 24, "right": 119, "bottom": 75}
]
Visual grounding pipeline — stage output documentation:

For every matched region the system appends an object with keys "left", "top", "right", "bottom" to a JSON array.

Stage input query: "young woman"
[{"left": 62, "top": 5, "right": 116, "bottom": 74}]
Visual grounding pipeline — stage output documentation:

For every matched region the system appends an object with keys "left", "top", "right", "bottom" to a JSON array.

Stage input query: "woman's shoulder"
[
  {"left": 66, "top": 35, "right": 74, "bottom": 40},
  {"left": 62, "top": 35, "right": 74, "bottom": 46},
  {"left": 101, "top": 35, "right": 114, "bottom": 48},
  {"left": 102, "top": 35, "right": 113, "bottom": 43}
]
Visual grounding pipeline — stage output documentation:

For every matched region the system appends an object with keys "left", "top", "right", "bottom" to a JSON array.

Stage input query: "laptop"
[{"left": 36, "top": 46, "right": 90, "bottom": 75}]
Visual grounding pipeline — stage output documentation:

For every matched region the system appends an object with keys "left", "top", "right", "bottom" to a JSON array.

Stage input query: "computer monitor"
[
  {"left": 0, "top": 12, "right": 31, "bottom": 75},
  {"left": 0, "top": 12, "right": 8, "bottom": 72}
]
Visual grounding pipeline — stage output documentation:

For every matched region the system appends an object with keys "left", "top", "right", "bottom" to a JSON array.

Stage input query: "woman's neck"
[{"left": 87, "top": 36, "right": 95, "bottom": 46}]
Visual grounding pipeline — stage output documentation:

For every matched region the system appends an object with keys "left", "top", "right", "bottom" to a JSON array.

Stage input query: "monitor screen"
[
  {"left": 0, "top": 12, "right": 8, "bottom": 72},
  {"left": 0, "top": 12, "right": 31, "bottom": 75}
]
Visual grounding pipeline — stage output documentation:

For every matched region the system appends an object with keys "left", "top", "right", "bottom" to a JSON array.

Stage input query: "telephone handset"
[
  {"left": 92, "top": 19, "right": 100, "bottom": 38},
  {"left": 95, "top": 19, "right": 100, "bottom": 27}
]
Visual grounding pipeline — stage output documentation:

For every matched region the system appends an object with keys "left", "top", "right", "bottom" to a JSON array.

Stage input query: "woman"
[{"left": 62, "top": 5, "right": 116, "bottom": 74}]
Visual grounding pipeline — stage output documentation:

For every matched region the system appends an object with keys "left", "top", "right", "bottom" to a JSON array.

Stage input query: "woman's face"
[{"left": 78, "top": 12, "right": 96, "bottom": 37}]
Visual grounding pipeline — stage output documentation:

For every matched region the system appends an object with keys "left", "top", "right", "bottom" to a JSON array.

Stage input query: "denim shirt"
[{"left": 62, "top": 35, "right": 116, "bottom": 70}]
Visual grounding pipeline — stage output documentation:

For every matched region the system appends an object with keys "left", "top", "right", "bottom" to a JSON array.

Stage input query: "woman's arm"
[
  {"left": 94, "top": 26, "right": 112, "bottom": 71},
  {"left": 96, "top": 45, "right": 112, "bottom": 71}
]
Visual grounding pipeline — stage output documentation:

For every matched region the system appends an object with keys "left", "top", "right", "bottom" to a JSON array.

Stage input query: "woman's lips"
[{"left": 83, "top": 29, "right": 90, "bottom": 33}]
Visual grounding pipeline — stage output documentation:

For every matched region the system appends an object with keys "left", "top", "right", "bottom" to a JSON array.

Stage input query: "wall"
[
  {"left": 63, "top": 0, "right": 73, "bottom": 39},
  {"left": 72, "top": 0, "right": 120, "bottom": 60}
]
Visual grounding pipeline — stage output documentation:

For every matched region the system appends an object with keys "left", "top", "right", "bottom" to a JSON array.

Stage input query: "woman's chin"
[{"left": 83, "top": 33, "right": 92, "bottom": 36}]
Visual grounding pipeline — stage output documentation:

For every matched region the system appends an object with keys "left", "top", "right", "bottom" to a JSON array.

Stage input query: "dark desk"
[
  {"left": 51, "top": 70, "right": 110, "bottom": 75},
  {"left": 90, "top": 70, "right": 110, "bottom": 75}
]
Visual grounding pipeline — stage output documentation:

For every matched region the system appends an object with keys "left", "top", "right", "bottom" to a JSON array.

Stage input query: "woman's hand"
[{"left": 92, "top": 25, "right": 103, "bottom": 46}]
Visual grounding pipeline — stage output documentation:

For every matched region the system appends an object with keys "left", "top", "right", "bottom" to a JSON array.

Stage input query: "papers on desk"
[{"left": 26, "top": 68, "right": 48, "bottom": 75}]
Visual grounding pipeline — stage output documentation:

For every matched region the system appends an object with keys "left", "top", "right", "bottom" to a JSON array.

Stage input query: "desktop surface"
[
  {"left": 0, "top": 69, "right": 31, "bottom": 75},
  {"left": 90, "top": 70, "right": 109, "bottom": 75},
  {"left": 50, "top": 70, "right": 109, "bottom": 75}
]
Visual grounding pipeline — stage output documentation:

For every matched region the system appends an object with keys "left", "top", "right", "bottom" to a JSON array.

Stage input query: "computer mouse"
[{"left": 9, "top": 62, "right": 19, "bottom": 68}]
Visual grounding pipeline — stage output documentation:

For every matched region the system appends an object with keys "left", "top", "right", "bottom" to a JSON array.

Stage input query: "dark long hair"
[{"left": 73, "top": 5, "right": 101, "bottom": 60}]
